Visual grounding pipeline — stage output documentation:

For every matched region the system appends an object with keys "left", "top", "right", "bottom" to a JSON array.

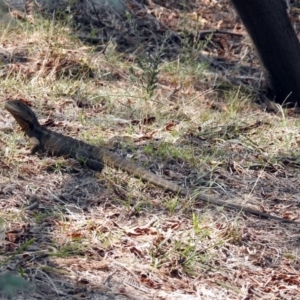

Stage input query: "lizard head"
[{"left": 5, "top": 99, "right": 40, "bottom": 132}]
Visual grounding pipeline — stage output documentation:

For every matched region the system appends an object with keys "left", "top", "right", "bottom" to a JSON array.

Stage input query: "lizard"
[{"left": 4, "top": 99, "right": 299, "bottom": 224}]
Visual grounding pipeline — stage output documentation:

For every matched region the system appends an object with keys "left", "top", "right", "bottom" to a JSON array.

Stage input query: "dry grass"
[{"left": 0, "top": 1, "right": 300, "bottom": 299}]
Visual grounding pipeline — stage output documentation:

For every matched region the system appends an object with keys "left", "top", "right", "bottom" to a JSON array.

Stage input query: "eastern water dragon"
[{"left": 4, "top": 99, "right": 299, "bottom": 224}]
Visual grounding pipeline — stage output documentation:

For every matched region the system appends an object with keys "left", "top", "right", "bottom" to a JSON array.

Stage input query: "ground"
[{"left": 0, "top": 1, "right": 300, "bottom": 299}]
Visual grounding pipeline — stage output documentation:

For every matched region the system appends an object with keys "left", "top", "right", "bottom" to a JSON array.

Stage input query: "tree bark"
[{"left": 231, "top": 0, "right": 300, "bottom": 106}]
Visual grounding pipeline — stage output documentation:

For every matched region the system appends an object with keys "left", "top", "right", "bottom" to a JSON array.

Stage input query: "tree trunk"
[{"left": 231, "top": 0, "right": 300, "bottom": 106}]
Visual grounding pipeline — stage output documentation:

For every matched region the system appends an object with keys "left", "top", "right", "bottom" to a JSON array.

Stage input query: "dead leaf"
[{"left": 165, "top": 121, "right": 177, "bottom": 131}]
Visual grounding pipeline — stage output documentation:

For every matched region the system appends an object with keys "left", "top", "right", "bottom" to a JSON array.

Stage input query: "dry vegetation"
[{"left": 0, "top": 0, "right": 300, "bottom": 299}]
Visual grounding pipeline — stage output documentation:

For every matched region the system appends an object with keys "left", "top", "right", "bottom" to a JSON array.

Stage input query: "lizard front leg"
[{"left": 29, "top": 137, "right": 42, "bottom": 154}]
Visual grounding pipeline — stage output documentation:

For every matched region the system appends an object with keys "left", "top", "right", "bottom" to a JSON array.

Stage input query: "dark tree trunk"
[{"left": 231, "top": 0, "right": 300, "bottom": 106}]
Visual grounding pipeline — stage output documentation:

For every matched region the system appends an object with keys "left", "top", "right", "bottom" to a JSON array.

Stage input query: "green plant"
[
  {"left": 0, "top": 272, "right": 31, "bottom": 298},
  {"left": 126, "top": 13, "right": 169, "bottom": 99}
]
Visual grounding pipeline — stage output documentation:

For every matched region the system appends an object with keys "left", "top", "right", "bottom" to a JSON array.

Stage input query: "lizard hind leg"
[{"left": 76, "top": 149, "right": 104, "bottom": 172}]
